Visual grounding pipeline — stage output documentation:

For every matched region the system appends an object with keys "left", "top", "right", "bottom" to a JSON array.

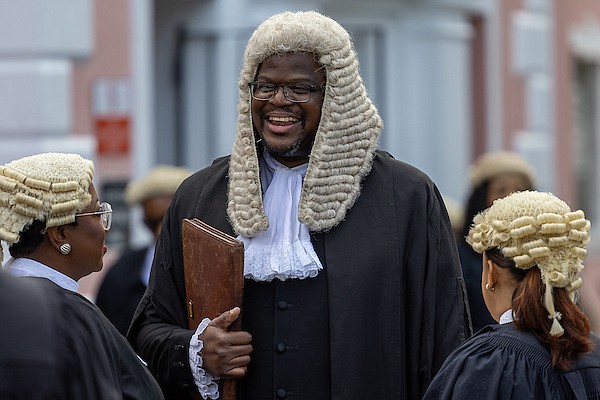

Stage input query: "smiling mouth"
[{"left": 269, "top": 116, "right": 299, "bottom": 124}]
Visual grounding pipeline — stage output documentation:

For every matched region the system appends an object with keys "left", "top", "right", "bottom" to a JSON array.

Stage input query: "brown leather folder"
[{"left": 182, "top": 218, "right": 244, "bottom": 400}]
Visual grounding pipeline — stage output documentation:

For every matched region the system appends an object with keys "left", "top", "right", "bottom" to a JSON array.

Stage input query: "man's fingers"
[{"left": 221, "top": 355, "right": 251, "bottom": 379}]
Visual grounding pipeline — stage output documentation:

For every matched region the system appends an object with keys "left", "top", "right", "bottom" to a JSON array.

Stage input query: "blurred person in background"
[
  {"left": 0, "top": 152, "right": 164, "bottom": 400},
  {"left": 443, "top": 194, "right": 465, "bottom": 240},
  {"left": 96, "top": 165, "right": 191, "bottom": 335},
  {"left": 459, "top": 151, "right": 537, "bottom": 332},
  {"left": 423, "top": 190, "right": 600, "bottom": 399}
]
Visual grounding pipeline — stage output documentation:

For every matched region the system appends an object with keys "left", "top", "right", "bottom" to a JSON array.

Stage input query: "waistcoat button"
[
  {"left": 276, "top": 388, "right": 287, "bottom": 398},
  {"left": 276, "top": 342, "right": 287, "bottom": 353},
  {"left": 277, "top": 300, "right": 289, "bottom": 310}
]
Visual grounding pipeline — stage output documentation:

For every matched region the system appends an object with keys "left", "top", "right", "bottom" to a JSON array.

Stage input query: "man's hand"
[{"left": 200, "top": 307, "right": 253, "bottom": 379}]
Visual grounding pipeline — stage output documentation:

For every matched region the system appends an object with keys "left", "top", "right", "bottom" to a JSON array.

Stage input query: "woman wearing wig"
[
  {"left": 0, "top": 153, "right": 163, "bottom": 399},
  {"left": 424, "top": 191, "right": 600, "bottom": 399}
]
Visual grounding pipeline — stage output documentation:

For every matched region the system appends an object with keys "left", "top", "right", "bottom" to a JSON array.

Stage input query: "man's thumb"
[{"left": 211, "top": 306, "right": 241, "bottom": 330}]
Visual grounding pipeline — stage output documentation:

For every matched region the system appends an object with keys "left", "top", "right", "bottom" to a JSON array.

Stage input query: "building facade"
[{"left": 2, "top": 0, "right": 600, "bottom": 327}]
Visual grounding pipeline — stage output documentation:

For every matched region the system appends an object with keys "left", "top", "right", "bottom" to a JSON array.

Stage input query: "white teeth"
[{"left": 269, "top": 116, "right": 298, "bottom": 123}]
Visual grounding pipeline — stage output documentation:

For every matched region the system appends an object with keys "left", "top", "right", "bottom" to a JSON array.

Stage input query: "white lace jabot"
[{"left": 239, "top": 152, "right": 323, "bottom": 281}]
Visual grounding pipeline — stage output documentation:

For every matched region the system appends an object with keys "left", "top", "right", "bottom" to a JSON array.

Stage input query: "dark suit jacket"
[{"left": 96, "top": 246, "right": 150, "bottom": 336}]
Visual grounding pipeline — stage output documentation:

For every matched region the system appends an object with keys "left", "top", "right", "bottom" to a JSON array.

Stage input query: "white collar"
[
  {"left": 4, "top": 257, "right": 79, "bottom": 292},
  {"left": 499, "top": 309, "right": 514, "bottom": 324}
]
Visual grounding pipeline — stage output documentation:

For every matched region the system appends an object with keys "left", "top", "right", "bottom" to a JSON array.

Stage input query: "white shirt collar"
[
  {"left": 499, "top": 309, "right": 514, "bottom": 324},
  {"left": 4, "top": 257, "right": 79, "bottom": 292}
]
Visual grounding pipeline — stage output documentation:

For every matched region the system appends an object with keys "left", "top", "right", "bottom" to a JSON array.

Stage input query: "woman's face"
[
  {"left": 486, "top": 172, "right": 532, "bottom": 207},
  {"left": 68, "top": 183, "right": 107, "bottom": 279}
]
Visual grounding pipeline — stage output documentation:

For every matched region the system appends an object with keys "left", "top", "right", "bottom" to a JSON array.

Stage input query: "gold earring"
[{"left": 485, "top": 283, "right": 495, "bottom": 292}]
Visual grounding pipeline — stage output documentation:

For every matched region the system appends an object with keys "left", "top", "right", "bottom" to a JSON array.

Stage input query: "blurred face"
[
  {"left": 486, "top": 173, "right": 532, "bottom": 207},
  {"left": 142, "top": 194, "right": 173, "bottom": 239},
  {"left": 251, "top": 52, "right": 326, "bottom": 167},
  {"left": 69, "top": 184, "right": 107, "bottom": 279}
]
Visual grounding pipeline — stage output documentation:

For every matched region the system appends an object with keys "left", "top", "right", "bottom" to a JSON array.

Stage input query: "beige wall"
[
  {"left": 554, "top": 0, "right": 600, "bottom": 334},
  {"left": 73, "top": 0, "right": 132, "bottom": 301}
]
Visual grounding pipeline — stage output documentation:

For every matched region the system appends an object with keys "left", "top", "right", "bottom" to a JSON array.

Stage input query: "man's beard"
[{"left": 257, "top": 123, "right": 310, "bottom": 160}]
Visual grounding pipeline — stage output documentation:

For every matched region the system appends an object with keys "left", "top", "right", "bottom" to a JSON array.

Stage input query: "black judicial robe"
[
  {"left": 11, "top": 276, "right": 164, "bottom": 400},
  {"left": 128, "top": 150, "right": 471, "bottom": 400},
  {"left": 423, "top": 323, "right": 600, "bottom": 399}
]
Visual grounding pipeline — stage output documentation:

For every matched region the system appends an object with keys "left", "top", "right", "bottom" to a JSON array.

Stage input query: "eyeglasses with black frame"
[
  {"left": 75, "top": 202, "right": 113, "bottom": 231},
  {"left": 248, "top": 82, "right": 324, "bottom": 103}
]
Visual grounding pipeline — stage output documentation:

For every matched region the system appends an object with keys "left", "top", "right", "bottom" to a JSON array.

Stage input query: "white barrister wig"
[
  {"left": 468, "top": 191, "right": 591, "bottom": 337},
  {"left": 227, "top": 10, "right": 383, "bottom": 237},
  {"left": 0, "top": 153, "right": 94, "bottom": 262}
]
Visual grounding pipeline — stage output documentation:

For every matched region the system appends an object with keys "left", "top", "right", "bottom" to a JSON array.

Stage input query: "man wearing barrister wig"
[{"left": 128, "top": 11, "right": 471, "bottom": 400}]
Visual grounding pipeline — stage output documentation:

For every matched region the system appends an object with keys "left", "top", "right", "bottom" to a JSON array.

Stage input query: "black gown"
[
  {"left": 128, "top": 150, "right": 472, "bottom": 400},
  {"left": 423, "top": 323, "right": 600, "bottom": 399},
  {"left": 2, "top": 273, "right": 164, "bottom": 400},
  {"left": 0, "top": 272, "right": 63, "bottom": 400}
]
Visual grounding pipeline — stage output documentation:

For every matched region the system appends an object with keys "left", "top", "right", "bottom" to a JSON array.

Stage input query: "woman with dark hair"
[
  {"left": 0, "top": 152, "right": 163, "bottom": 400},
  {"left": 424, "top": 191, "right": 600, "bottom": 399},
  {"left": 459, "top": 151, "right": 537, "bottom": 332}
]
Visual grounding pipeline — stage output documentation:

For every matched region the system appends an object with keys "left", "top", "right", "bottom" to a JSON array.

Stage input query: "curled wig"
[{"left": 227, "top": 11, "right": 383, "bottom": 237}]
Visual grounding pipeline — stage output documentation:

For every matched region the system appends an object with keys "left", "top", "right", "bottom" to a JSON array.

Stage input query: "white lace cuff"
[{"left": 188, "top": 318, "right": 220, "bottom": 399}]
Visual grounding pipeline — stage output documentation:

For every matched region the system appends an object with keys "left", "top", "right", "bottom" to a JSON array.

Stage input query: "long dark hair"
[{"left": 486, "top": 247, "right": 593, "bottom": 370}]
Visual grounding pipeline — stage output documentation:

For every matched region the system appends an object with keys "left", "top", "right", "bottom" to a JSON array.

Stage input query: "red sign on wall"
[
  {"left": 95, "top": 117, "right": 130, "bottom": 154},
  {"left": 92, "top": 78, "right": 131, "bottom": 155}
]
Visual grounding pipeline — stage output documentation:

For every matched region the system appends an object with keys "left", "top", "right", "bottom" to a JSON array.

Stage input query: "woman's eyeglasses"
[{"left": 75, "top": 202, "right": 113, "bottom": 231}]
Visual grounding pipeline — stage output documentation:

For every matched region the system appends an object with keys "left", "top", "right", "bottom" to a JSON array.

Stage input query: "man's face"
[
  {"left": 251, "top": 52, "right": 326, "bottom": 167},
  {"left": 486, "top": 172, "right": 532, "bottom": 207},
  {"left": 142, "top": 194, "right": 173, "bottom": 239}
]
